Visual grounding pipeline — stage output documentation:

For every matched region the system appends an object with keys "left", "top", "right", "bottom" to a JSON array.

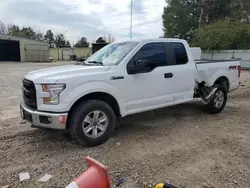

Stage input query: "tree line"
[
  {"left": 0, "top": 21, "right": 115, "bottom": 48},
  {"left": 162, "top": 0, "right": 250, "bottom": 50}
]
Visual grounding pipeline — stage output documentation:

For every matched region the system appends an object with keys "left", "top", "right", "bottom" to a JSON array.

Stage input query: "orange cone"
[{"left": 66, "top": 156, "right": 111, "bottom": 188}]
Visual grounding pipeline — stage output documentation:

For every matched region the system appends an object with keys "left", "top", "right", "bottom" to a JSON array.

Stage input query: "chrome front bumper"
[{"left": 20, "top": 102, "right": 68, "bottom": 130}]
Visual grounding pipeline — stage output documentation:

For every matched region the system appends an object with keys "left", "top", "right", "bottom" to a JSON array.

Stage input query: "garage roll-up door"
[
  {"left": 25, "top": 44, "right": 49, "bottom": 62},
  {"left": 0, "top": 39, "right": 21, "bottom": 61}
]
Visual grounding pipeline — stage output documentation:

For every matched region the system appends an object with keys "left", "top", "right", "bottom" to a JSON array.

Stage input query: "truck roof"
[{"left": 114, "top": 38, "right": 187, "bottom": 44}]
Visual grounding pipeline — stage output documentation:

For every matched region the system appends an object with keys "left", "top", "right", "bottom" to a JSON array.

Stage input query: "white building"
[{"left": 0, "top": 34, "right": 49, "bottom": 62}]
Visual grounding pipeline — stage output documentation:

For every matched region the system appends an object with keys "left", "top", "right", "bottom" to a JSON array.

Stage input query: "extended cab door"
[
  {"left": 122, "top": 42, "right": 175, "bottom": 115},
  {"left": 165, "top": 42, "right": 196, "bottom": 103}
]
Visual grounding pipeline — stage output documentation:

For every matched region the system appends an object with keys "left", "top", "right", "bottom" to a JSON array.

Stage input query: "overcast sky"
[{"left": 0, "top": 0, "right": 166, "bottom": 44}]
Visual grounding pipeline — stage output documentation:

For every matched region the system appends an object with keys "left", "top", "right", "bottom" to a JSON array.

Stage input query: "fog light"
[{"left": 39, "top": 116, "right": 52, "bottom": 124}]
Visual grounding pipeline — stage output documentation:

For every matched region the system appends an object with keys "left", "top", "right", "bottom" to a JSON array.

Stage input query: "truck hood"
[{"left": 25, "top": 65, "right": 110, "bottom": 83}]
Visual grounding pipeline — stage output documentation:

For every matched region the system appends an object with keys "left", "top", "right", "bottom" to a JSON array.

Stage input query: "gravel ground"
[{"left": 0, "top": 62, "right": 250, "bottom": 188}]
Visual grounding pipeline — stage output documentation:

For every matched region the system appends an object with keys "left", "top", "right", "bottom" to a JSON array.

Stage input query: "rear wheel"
[
  {"left": 69, "top": 100, "right": 116, "bottom": 147},
  {"left": 204, "top": 85, "right": 227, "bottom": 114}
]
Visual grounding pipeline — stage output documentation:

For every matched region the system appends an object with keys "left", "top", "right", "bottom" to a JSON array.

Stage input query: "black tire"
[
  {"left": 204, "top": 85, "right": 227, "bottom": 114},
  {"left": 69, "top": 100, "right": 116, "bottom": 147}
]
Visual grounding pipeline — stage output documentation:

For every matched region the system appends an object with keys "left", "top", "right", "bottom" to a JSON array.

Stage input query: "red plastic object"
[
  {"left": 237, "top": 65, "right": 241, "bottom": 78},
  {"left": 66, "top": 156, "right": 111, "bottom": 188}
]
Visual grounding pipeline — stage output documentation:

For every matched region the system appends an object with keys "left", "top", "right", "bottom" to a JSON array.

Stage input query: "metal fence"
[{"left": 202, "top": 50, "right": 250, "bottom": 69}]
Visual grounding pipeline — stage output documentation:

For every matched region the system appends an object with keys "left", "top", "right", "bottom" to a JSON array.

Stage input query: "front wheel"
[
  {"left": 69, "top": 100, "right": 116, "bottom": 147},
  {"left": 204, "top": 85, "right": 227, "bottom": 114}
]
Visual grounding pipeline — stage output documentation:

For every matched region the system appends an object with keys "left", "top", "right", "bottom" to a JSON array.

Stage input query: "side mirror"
[{"left": 128, "top": 59, "right": 151, "bottom": 74}]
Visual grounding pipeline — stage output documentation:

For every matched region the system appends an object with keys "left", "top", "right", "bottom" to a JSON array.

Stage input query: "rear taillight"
[{"left": 237, "top": 65, "right": 241, "bottom": 78}]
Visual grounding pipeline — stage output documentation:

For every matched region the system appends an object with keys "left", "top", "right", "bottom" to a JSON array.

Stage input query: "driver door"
[{"left": 122, "top": 42, "right": 175, "bottom": 115}]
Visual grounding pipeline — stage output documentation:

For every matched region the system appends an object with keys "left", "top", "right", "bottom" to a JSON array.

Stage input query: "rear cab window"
[{"left": 168, "top": 42, "right": 189, "bottom": 65}]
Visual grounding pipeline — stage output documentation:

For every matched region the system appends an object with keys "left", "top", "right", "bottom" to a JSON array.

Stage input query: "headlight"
[{"left": 42, "top": 84, "right": 65, "bottom": 105}]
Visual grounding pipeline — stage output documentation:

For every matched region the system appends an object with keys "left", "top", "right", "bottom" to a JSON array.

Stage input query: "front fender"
[
  {"left": 37, "top": 81, "right": 125, "bottom": 114},
  {"left": 66, "top": 81, "right": 125, "bottom": 115}
]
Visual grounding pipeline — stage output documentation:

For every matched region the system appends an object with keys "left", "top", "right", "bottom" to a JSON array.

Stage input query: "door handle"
[
  {"left": 164, "top": 73, "right": 173, "bottom": 78},
  {"left": 111, "top": 76, "right": 124, "bottom": 80}
]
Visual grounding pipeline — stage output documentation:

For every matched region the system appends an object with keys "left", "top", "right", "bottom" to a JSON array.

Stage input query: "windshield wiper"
[{"left": 87, "top": 61, "right": 103, "bottom": 66}]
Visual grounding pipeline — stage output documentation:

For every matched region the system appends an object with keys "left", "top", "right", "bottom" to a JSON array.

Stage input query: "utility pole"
[
  {"left": 198, "top": 0, "right": 204, "bottom": 28},
  {"left": 130, "top": 0, "right": 133, "bottom": 39}
]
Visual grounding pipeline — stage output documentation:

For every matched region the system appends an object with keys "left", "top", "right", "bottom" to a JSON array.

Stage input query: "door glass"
[
  {"left": 170, "top": 43, "right": 188, "bottom": 65},
  {"left": 134, "top": 43, "right": 167, "bottom": 68}
]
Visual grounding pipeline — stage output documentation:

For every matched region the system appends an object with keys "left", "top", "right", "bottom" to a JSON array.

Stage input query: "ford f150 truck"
[{"left": 20, "top": 39, "right": 241, "bottom": 146}]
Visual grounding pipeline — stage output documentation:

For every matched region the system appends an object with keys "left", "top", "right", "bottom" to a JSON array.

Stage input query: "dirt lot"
[{"left": 0, "top": 62, "right": 250, "bottom": 188}]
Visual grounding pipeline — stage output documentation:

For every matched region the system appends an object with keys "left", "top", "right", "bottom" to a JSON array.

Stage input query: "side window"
[
  {"left": 134, "top": 43, "right": 167, "bottom": 68},
  {"left": 170, "top": 43, "right": 188, "bottom": 65}
]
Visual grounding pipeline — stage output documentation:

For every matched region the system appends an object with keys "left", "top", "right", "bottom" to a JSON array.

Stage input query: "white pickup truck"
[{"left": 20, "top": 39, "right": 241, "bottom": 146}]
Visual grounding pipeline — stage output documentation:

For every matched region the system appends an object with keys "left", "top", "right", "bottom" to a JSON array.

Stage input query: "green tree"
[
  {"left": 162, "top": 0, "right": 201, "bottom": 41},
  {"left": 201, "top": 0, "right": 250, "bottom": 24},
  {"left": 35, "top": 33, "right": 44, "bottom": 41},
  {"left": 191, "top": 19, "right": 250, "bottom": 50},
  {"left": 65, "top": 40, "right": 71, "bottom": 47},
  {"left": 20, "top": 27, "right": 36, "bottom": 39},
  {"left": 162, "top": 0, "right": 250, "bottom": 41},
  {"left": 0, "top": 20, "right": 6, "bottom": 34},
  {"left": 54, "top": 33, "right": 67, "bottom": 48},
  {"left": 8, "top": 25, "right": 37, "bottom": 39},
  {"left": 74, "top": 37, "right": 89, "bottom": 47},
  {"left": 8, "top": 25, "right": 20, "bottom": 36},
  {"left": 96, "top": 37, "right": 106, "bottom": 43},
  {"left": 44, "top": 30, "right": 55, "bottom": 48}
]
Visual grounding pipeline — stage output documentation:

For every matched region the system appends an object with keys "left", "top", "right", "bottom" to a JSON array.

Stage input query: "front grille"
[{"left": 22, "top": 79, "right": 37, "bottom": 110}]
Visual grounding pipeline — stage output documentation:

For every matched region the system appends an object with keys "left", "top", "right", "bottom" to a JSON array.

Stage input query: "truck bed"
[{"left": 195, "top": 59, "right": 240, "bottom": 92}]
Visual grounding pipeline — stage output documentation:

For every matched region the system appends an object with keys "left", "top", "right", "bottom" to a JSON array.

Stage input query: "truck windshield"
[{"left": 84, "top": 42, "right": 138, "bottom": 66}]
